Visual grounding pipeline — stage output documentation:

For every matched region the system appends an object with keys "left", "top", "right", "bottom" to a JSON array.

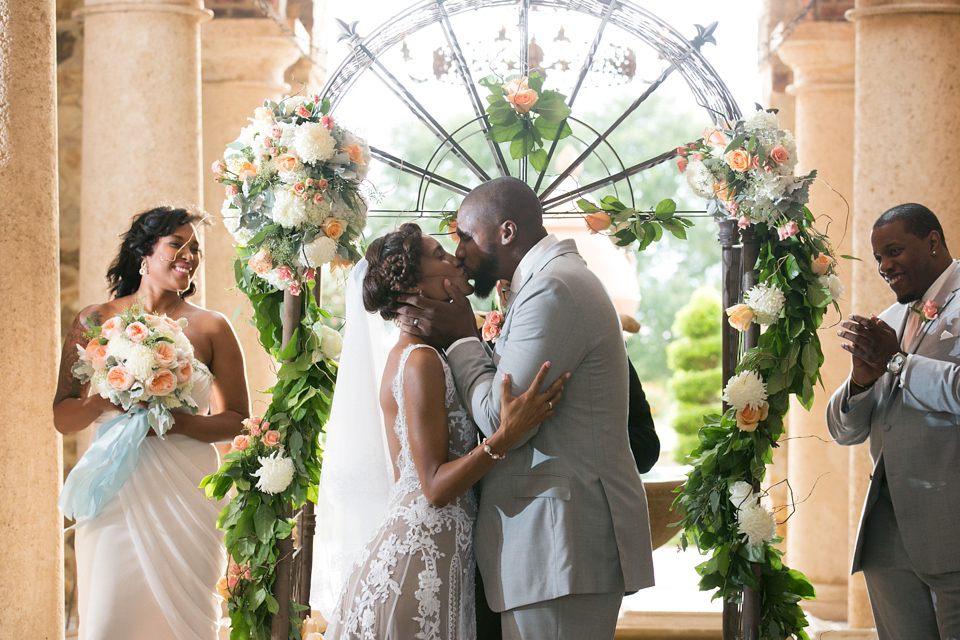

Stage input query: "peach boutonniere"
[
  {"left": 912, "top": 299, "right": 941, "bottom": 322},
  {"left": 481, "top": 310, "right": 505, "bottom": 343}
]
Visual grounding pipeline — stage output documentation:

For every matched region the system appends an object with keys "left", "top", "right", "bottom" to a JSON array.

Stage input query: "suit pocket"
[{"left": 512, "top": 474, "right": 570, "bottom": 500}]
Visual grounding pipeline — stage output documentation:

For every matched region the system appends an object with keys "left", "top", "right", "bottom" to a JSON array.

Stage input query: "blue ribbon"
[{"left": 58, "top": 407, "right": 151, "bottom": 529}]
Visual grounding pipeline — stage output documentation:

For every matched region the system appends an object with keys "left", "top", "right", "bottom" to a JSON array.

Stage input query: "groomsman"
[
  {"left": 827, "top": 203, "right": 960, "bottom": 639},
  {"left": 399, "top": 177, "right": 654, "bottom": 640}
]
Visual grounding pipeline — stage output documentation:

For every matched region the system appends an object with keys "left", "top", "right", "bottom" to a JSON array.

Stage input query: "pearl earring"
[{"left": 139, "top": 259, "right": 148, "bottom": 276}]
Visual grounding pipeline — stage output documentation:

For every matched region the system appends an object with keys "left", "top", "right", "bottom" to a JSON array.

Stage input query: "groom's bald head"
[{"left": 459, "top": 177, "right": 545, "bottom": 239}]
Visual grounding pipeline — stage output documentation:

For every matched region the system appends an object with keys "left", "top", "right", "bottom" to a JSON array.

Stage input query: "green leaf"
[
  {"left": 254, "top": 501, "right": 276, "bottom": 543},
  {"left": 577, "top": 198, "right": 600, "bottom": 213},
  {"left": 783, "top": 254, "right": 801, "bottom": 279},
  {"left": 529, "top": 149, "right": 548, "bottom": 172},
  {"left": 488, "top": 121, "right": 524, "bottom": 143},
  {"left": 655, "top": 198, "right": 677, "bottom": 217},
  {"left": 800, "top": 342, "right": 818, "bottom": 374},
  {"left": 533, "top": 92, "right": 571, "bottom": 122},
  {"left": 509, "top": 133, "right": 535, "bottom": 160}
]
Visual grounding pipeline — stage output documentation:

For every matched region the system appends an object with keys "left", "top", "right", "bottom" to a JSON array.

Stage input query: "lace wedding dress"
[
  {"left": 74, "top": 365, "right": 226, "bottom": 640},
  {"left": 325, "top": 343, "right": 478, "bottom": 640}
]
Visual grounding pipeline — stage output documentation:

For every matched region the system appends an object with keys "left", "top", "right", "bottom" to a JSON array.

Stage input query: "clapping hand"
[{"left": 837, "top": 314, "right": 899, "bottom": 386}]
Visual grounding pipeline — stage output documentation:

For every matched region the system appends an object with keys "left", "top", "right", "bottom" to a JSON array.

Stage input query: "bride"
[
  {"left": 53, "top": 206, "right": 249, "bottom": 640},
  {"left": 323, "top": 223, "right": 566, "bottom": 640}
]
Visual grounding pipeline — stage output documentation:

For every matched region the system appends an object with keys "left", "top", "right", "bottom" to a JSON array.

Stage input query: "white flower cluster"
[
  {"left": 299, "top": 236, "right": 339, "bottom": 269},
  {"left": 722, "top": 371, "right": 768, "bottom": 412},
  {"left": 728, "top": 481, "right": 777, "bottom": 547},
  {"left": 744, "top": 282, "right": 785, "bottom": 326},
  {"left": 293, "top": 122, "right": 336, "bottom": 164},
  {"left": 310, "top": 321, "right": 343, "bottom": 362},
  {"left": 252, "top": 450, "right": 295, "bottom": 494}
]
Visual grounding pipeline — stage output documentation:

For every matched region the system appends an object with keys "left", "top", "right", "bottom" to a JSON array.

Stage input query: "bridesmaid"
[{"left": 54, "top": 206, "right": 249, "bottom": 640}]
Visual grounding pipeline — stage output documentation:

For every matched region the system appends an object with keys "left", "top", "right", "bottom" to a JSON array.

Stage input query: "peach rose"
[
  {"left": 226, "top": 574, "right": 239, "bottom": 589},
  {"left": 275, "top": 265, "right": 294, "bottom": 281},
  {"left": 811, "top": 253, "right": 833, "bottom": 276},
  {"left": 585, "top": 212, "right": 611, "bottom": 233},
  {"left": 163, "top": 316, "right": 183, "bottom": 333},
  {"left": 481, "top": 311, "right": 504, "bottom": 343},
  {"left": 292, "top": 182, "right": 306, "bottom": 197},
  {"left": 101, "top": 316, "right": 122, "bottom": 339},
  {"left": 275, "top": 154, "right": 300, "bottom": 173},
  {"left": 243, "top": 416, "right": 267, "bottom": 436},
  {"left": 344, "top": 144, "right": 366, "bottom": 166},
  {"left": 248, "top": 248, "right": 272, "bottom": 276},
  {"left": 85, "top": 340, "right": 109, "bottom": 369},
  {"left": 503, "top": 77, "right": 528, "bottom": 94},
  {"left": 320, "top": 115, "right": 334, "bottom": 130},
  {"left": 726, "top": 148, "right": 751, "bottom": 172},
  {"left": 125, "top": 321, "right": 149, "bottom": 343},
  {"left": 211, "top": 160, "right": 226, "bottom": 175},
  {"left": 726, "top": 304, "right": 755, "bottom": 331},
  {"left": 263, "top": 430, "right": 282, "bottom": 447},
  {"left": 236, "top": 162, "right": 257, "bottom": 181},
  {"left": 233, "top": 435, "right": 250, "bottom": 451},
  {"left": 288, "top": 281, "right": 302, "bottom": 296},
  {"left": 296, "top": 105, "right": 311, "bottom": 119},
  {"left": 330, "top": 254, "right": 353, "bottom": 271},
  {"left": 322, "top": 218, "right": 347, "bottom": 240},
  {"left": 216, "top": 577, "right": 231, "bottom": 600},
  {"left": 144, "top": 369, "right": 177, "bottom": 396},
  {"left": 506, "top": 88, "right": 539, "bottom": 114},
  {"left": 769, "top": 144, "right": 790, "bottom": 166},
  {"left": 225, "top": 185, "right": 239, "bottom": 197},
  {"left": 922, "top": 299, "right": 940, "bottom": 321},
  {"left": 175, "top": 358, "right": 193, "bottom": 384},
  {"left": 107, "top": 365, "right": 135, "bottom": 391},
  {"left": 777, "top": 220, "right": 799, "bottom": 241},
  {"left": 154, "top": 341, "right": 177, "bottom": 367},
  {"left": 253, "top": 106, "right": 274, "bottom": 123},
  {"left": 676, "top": 157, "right": 688, "bottom": 173},
  {"left": 736, "top": 401, "right": 769, "bottom": 432},
  {"left": 738, "top": 215, "right": 751, "bottom": 229},
  {"left": 317, "top": 179, "right": 328, "bottom": 190},
  {"left": 702, "top": 125, "right": 728, "bottom": 147}
]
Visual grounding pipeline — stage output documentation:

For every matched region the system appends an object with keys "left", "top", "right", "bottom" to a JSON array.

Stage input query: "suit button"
[{"left": 883, "top": 424, "right": 892, "bottom": 432}]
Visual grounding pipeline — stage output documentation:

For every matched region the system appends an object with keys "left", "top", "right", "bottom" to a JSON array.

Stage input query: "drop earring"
[{"left": 139, "top": 258, "right": 148, "bottom": 276}]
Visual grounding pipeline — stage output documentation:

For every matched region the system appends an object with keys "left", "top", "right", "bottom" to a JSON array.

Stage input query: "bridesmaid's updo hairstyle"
[
  {"left": 107, "top": 206, "right": 207, "bottom": 300},
  {"left": 363, "top": 223, "right": 424, "bottom": 321}
]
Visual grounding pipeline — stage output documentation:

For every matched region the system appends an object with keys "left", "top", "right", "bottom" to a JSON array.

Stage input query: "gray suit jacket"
[
  {"left": 446, "top": 239, "right": 655, "bottom": 611},
  {"left": 826, "top": 262, "right": 960, "bottom": 575}
]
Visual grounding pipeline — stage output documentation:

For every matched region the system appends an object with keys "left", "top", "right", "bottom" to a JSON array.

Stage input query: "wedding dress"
[
  {"left": 325, "top": 343, "right": 478, "bottom": 640},
  {"left": 74, "top": 364, "right": 226, "bottom": 640}
]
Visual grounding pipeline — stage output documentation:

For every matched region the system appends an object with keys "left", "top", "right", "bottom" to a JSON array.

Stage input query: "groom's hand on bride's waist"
[{"left": 396, "top": 279, "right": 478, "bottom": 350}]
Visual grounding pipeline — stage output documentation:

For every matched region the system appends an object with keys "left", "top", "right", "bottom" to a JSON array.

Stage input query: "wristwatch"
[{"left": 886, "top": 352, "right": 906, "bottom": 375}]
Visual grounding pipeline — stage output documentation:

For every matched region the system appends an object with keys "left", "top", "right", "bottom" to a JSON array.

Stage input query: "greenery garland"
[{"left": 201, "top": 95, "right": 369, "bottom": 640}]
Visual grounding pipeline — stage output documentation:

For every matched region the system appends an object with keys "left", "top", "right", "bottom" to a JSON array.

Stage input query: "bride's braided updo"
[{"left": 363, "top": 223, "right": 424, "bottom": 320}]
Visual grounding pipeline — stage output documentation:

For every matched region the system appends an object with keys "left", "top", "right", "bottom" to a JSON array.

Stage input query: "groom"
[{"left": 398, "top": 177, "right": 654, "bottom": 640}]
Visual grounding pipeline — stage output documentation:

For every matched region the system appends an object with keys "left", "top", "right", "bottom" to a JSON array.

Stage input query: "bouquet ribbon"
[{"left": 58, "top": 407, "right": 151, "bottom": 529}]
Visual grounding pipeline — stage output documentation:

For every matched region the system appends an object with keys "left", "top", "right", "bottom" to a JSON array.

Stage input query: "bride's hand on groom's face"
[{"left": 396, "top": 280, "right": 477, "bottom": 349}]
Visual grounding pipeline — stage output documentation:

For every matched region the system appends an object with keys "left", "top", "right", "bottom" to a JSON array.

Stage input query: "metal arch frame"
[{"left": 319, "top": 0, "right": 741, "bottom": 214}]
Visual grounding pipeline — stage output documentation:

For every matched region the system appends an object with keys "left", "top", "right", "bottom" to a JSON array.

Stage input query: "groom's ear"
[{"left": 500, "top": 220, "right": 517, "bottom": 245}]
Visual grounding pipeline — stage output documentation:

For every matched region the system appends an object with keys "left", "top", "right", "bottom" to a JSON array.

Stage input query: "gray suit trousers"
[
  {"left": 500, "top": 591, "right": 624, "bottom": 640},
  {"left": 861, "top": 474, "right": 960, "bottom": 640}
]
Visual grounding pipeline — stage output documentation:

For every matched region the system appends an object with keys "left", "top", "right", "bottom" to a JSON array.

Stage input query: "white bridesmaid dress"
[{"left": 75, "top": 366, "right": 226, "bottom": 640}]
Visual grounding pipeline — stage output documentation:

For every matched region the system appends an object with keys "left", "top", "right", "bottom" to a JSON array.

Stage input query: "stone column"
[
  {"left": 0, "top": 0, "right": 65, "bottom": 637},
  {"left": 76, "top": 0, "right": 212, "bottom": 307},
  {"left": 201, "top": 18, "right": 302, "bottom": 413},
  {"left": 846, "top": 0, "right": 960, "bottom": 628},
  {"left": 778, "top": 21, "right": 856, "bottom": 623}
]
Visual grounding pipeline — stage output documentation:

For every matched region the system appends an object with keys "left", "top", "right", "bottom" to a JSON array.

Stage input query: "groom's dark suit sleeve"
[{"left": 627, "top": 358, "right": 659, "bottom": 474}]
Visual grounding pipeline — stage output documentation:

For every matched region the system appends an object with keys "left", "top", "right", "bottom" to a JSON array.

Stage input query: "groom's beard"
[{"left": 470, "top": 250, "right": 499, "bottom": 299}]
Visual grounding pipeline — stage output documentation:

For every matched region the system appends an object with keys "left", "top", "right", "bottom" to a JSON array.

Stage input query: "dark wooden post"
[{"left": 270, "top": 288, "right": 303, "bottom": 639}]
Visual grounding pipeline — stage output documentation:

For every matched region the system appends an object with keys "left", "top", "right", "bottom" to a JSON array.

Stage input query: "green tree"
[{"left": 666, "top": 287, "right": 722, "bottom": 463}]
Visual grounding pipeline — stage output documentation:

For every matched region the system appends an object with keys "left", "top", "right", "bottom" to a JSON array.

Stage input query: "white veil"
[{"left": 310, "top": 258, "right": 394, "bottom": 618}]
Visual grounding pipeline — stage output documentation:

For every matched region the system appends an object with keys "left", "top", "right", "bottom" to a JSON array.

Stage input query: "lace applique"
[{"left": 328, "top": 343, "right": 478, "bottom": 640}]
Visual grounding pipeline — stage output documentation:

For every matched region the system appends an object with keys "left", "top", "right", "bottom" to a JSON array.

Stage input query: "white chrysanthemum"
[
  {"left": 820, "top": 274, "right": 844, "bottom": 302},
  {"left": 723, "top": 371, "right": 768, "bottom": 412},
  {"left": 252, "top": 450, "right": 295, "bottom": 494},
  {"left": 299, "top": 235, "right": 339, "bottom": 268},
  {"left": 292, "top": 122, "right": 336, "bottom": 164},
  {"left": 737, "top": 503, "right": 777, "bottom": 546},
  {"left": 106, "top": 333, "right": 133, "bottom": 362},
  {"left": 271, "top": 189, "right": 310, "bottom": 228},
  {"left": 744, "top": 110, "right": 779, "bottom": 132},
  {"left": 172, "top": 331, "right": 192, "bottom": 354},
  {"left": 222, "top": 202, "right": 241, "bottom": 234},
  {"left": 122, "top": 343, "right": 158, "bottom": 381},
  {"left": 729, "top": 481, "right": 756, "bottom": 510},
  {"left": 91, "top": 369, "right": 110, "bottom": 396},
  {"left": 233, "top": 227, "right": 256, "bottom": 247},
  {"left": 685, "top": 159, "right": 718, "bottom": 199},
  {"left": 745, "top": 282, "right": 785, "bottom": 326}
]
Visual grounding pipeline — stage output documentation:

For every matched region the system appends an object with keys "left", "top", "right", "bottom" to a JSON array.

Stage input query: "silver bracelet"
[{"left": 480, "top": 438, "right": 505, "bottom": 460}]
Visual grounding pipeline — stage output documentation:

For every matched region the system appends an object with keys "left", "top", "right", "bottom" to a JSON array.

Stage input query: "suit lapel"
[
  {"left": 905, "top": 263, "right": 960, "bottom": 354},
  {"left": 509, "top": 239, "right": 579, "bottom": 303}
]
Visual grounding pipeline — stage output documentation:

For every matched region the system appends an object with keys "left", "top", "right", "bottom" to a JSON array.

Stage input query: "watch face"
[{"left": 887, "top": 353, "right": 905, "bottom": 374}]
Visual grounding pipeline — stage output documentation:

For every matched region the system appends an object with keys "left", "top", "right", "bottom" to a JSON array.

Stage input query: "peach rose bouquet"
[
  {"left": 71, "top": 305, "right": 201, "bottom": 436},
  {"left": 214, "top": 94, "right": 371, "bottom": 296}
]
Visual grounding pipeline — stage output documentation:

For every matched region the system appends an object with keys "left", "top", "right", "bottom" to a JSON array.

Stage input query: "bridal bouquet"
[
  {"left": 213, "top": 94, "right": 369, "bottom": 294},
  {"left": 71, "top": 306, "right": 199, "bottom": 435}
]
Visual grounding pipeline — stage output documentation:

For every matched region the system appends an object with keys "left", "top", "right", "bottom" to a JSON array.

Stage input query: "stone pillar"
[
  {"left": 778, "top": 21, "right": 856, "bottom": 623},
  {"left": 0, "top": 1, "right": 65, "bottom": 637},
  {"left": 201, "top": 18, "right": 301, "bottom": 413},
  {"left": 76, "top": 0, "right": 212, "bottom": 307},
  {"left": 846, "top": 0, "right": 960, "bottom": 628}
]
